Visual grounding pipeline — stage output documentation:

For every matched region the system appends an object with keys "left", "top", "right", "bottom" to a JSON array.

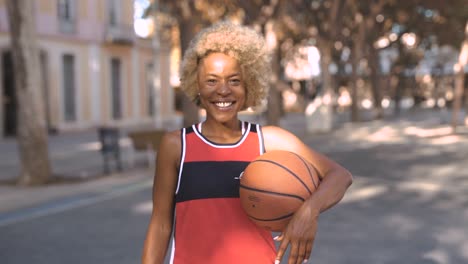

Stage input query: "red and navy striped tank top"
[{"left": 169, "top": 121, "right": 276, "bottom": 264}]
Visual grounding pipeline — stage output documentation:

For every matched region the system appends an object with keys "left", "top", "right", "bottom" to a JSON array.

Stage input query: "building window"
[
  {"left": 57, "top": 0, "right": 75, "bottom": 33},
  {"left": 107, "top": 0, "right": 121, "bottom": 26},
  {"left": 62, "top": 54, "right": 76, "bottom": 122},
  {"left": 111, "top": 58, "right": 122, "bottom": 120},
  {"left": 57, "top": 0, "right": 73, "bottom": 21}
]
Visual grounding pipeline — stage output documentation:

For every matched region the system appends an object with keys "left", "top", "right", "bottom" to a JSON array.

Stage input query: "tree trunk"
[
  {"left": 452, "top": 70, "right": 465, "bottom": 130},
  {"left": 393, "top": 71, "right": 404, "bottom": 116},
  {"left": 6, "top": 0, "right": 52, "bottom": 185},
  {"left": 465, "top": 72, "right": 468, "bottom": 126},
  {"left": 266, "top": 86, "right": 282, "bottom": 125},
  {"left": 350, "top": 52, "right": 360, "bottom": 122},
  {"left": 350, "top": 13, "right": 365, "bottom": 122},
  {"left": 451, "top": 21, "right": 468, "bottom": 131},
  {"left": 392, "top": 43, "right": 406, "bottom": 117},
  {"left": 366, "top": 0, "right": 384, "bottom": 119},
  {"left": 369, "top": 46, "right": 384, "bottom": 119},
  {"left": 179, "top": 17, "right": 200, "bottom": 127},
  {"left": 319, "top": 43, "right": 335, "bottom": 118},
  {"left": 266, "top": 26, "right": 282, "bottom": 126}
]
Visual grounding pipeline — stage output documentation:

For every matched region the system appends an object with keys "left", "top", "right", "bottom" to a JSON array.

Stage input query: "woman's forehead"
[{"left": 198, "top": 53, "right": 240, "bottom": 73}]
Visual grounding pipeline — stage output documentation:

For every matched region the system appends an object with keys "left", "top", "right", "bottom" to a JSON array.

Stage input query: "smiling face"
[{"left": 197, "top": 52, "right": 246, "bottom": 124}]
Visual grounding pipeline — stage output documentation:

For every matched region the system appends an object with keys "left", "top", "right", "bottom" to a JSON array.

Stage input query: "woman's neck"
[{"left": 200, "top": 120, "right": 244, "bottom": 144}]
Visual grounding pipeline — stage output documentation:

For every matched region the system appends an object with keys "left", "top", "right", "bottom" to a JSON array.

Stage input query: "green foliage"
[{"left": 143, "top": 0, "right": 467, "bottom": 119}]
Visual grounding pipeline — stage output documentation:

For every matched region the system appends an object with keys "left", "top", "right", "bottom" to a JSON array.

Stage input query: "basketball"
[{"left": 239, "top": 150, "right": 321, "bottom": 232}]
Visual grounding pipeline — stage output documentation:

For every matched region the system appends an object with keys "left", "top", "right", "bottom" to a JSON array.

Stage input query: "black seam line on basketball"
[
  {"left": 248, "top": 212, "right": 294, "bottom": 222},
  {"left": 239, "top": 184, "right": 305, "bottom": 201},
  {"left": 251, "top": 159, "right": 312, "bottom": 195},
  {"left": 295, "top": 156, "right": 324, "bottom": 181},
  {"left": 291, "top": 153, "right": 318, "bottom": 189},
  {"left": 305, "top": 159, "right": 324, "bottom": 181}
]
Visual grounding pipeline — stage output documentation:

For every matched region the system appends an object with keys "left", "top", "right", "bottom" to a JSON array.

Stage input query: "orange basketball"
[{"left": 239, "top": 150, "right": 321, "bottom": 232}]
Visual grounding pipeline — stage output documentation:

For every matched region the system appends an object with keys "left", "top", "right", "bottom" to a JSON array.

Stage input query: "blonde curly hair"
[{"left": 179, "top": 21, "right": 271, "bottom": 109}]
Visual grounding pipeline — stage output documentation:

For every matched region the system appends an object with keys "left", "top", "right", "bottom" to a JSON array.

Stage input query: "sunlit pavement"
[
  {"left": 0, "top": 109, "right": 467, "bottom": 263},
  {"left": 281, "top": 110, "right": 468, "bottom": 264}
]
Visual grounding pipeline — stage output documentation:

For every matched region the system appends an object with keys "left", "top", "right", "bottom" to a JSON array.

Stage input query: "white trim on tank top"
[
  {"left": 175, "top": 128, "right": 187, "bottom": 195},
  {"left": 256, "top": 123, "right": 265, "bottom": 155},
  {"left": 197, "top": 121, "right": 246, "bottom": 135},
  {"left": 192, "top": 121, "right": 250, "bottom": 148}
]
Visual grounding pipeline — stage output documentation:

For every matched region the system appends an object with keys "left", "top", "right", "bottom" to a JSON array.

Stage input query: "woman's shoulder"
[
  {"left": 165, "top": 128, "right": 182, "bottom": 138},
  {"left": 159, "top": 129, "right": 182, "bottom": 151},
  {"left": 261, "top": 125, "right": 304, "bottom": 151},
  {"left": 261, "top": 125, "right": 290, "bottom": 137}
]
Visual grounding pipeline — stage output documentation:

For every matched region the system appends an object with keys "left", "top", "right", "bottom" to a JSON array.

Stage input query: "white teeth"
[{"left": 215, "top": 102, "right": 233, "bottom": 108}]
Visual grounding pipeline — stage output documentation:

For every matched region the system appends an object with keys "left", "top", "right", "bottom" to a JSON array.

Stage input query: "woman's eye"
[
  {"left": 229, "top": 79, "right": 241, "bottom": 85},
  {"left": 206, "top": 79, "right": 217, "bottom": 85}
]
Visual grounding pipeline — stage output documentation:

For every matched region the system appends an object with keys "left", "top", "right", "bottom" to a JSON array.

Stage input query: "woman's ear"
[{"left": 195, "top": 92, "right": 201, "bottom": 106}]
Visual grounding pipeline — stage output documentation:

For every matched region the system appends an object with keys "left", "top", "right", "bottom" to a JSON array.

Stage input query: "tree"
[
  {"left": 343, "top": 0, "right": 387, "bottom": 121},
  {"left": 6, "top": 0, "right": 52, "bottom": 185},
  {"left": 409, "top": 1, "right": 467, "bottom": 129},
  {"left": 379, "top": 0, "right": 467, "bottom": 117},
  {"left": 332, "top": 0, "right": 466, "bottom": 121}
]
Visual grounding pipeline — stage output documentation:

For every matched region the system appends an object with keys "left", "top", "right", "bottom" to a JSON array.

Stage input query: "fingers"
[
  {"left": 275, "top": 236, "right": 289, "bottom": 264},
  {"left": 273, "top": 233, "right": 284, "bottom": 242},
  {"left": 304, "top": 240, "right": 314, "bottom": 263},
  {"left": 287, "top": 240, "right": 299, "bottom": 264},
  {"left": 283, "top": 239, "right": 314, "bottom": 264},
  {"left": 296, "top": 240, "right": 307, "bottom": 264},
  {"left": 275, "top": 233, "right": 315, "bottom": 264},
  {"left": 288, "top": 239, "right": 308, "bottom": 264}
]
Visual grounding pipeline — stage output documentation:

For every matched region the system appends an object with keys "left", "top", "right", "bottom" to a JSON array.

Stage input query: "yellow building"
[{"left": 0, "top": 0, "right": 176, "bottom": 138}]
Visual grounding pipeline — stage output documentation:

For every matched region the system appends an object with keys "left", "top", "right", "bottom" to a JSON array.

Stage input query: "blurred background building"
[{"left": 0, "top": 0, "right": 176, "bottom": 139}]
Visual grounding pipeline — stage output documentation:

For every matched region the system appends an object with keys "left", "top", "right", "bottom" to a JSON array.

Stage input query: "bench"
[{"left": 127, "top": 129, "right": 166, "bottom": 168}]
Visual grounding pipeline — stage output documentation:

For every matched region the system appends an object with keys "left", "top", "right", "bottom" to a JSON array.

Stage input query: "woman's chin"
[{"left": 206, "top": 112, "right": 239, "bottom": 123}]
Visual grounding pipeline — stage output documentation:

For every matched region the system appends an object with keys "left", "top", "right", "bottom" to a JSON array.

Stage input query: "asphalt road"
[{"left": 0, "top": 181, "right": 152, "bottom": 264}]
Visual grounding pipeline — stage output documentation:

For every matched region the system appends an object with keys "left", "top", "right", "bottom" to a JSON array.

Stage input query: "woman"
[{"left": 142, "top": 22, "right": 352, "bottom": 264}]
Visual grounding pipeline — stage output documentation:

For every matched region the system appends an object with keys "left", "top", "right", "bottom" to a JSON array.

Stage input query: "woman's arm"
[
  {"left": 142, "top": 131, "right": 181, "bottom": 264},
  {"left": 262, "top": 126, "right": 353, "bottom": 264}
]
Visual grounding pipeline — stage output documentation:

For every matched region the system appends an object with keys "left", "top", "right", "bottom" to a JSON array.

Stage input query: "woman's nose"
[{"left": 217, "top": 80, "right": 231, "bottom": 95}]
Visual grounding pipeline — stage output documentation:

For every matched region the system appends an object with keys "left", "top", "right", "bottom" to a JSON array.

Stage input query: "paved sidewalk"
[
  {"left": 0, "top": 128, "right": 153, "bottom": 182},
  {"left": 0, "top": 168, "right": 153, "bottom": 224}
]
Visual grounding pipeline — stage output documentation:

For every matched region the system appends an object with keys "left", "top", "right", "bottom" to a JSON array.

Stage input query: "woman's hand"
[{"left": 274, "top": 203, "right": 320, "bottom": 264}]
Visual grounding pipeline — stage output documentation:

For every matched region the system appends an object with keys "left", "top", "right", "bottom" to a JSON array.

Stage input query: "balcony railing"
[{"left": 103, "top": 23, "right": 135, "bottom": 45}]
